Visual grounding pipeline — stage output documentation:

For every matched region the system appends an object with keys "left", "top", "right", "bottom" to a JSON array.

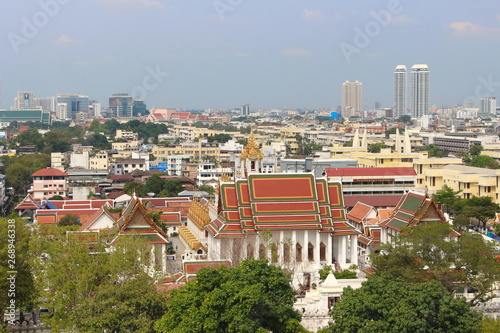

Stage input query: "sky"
[{"left": 1, "top": 0, "right": 500, "bottom": 111}]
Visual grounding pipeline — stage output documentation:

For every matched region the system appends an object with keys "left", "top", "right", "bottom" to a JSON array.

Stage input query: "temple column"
[
  {"left": 315, "top": 231, "right": 321, "bottom": 268},
  {"left": 350, "top": 235, "right": 358, "bottom": 266},
  {"left": 327, "top": 234, "right": 333, "bottom": 265},
  {"left": 292, "top": 230, "right": 297, "bottom": 265},
  {"left": 279, "top": 231, "right": 284, "bottom": 265},
  {"left": 242, "top": 236, "right": 248, "bottom": 260},
  {"left": 338, "top": 236, "right": 347, "bottom": 268},
  {"left": 255, "top": 233, "right": 260, "bottom": 259},
  {"left": 161, "top": 244, "right": 167, "bottom": 272},
  {"left": 303, "top": 230, "right": 309, "bottom": 263}
]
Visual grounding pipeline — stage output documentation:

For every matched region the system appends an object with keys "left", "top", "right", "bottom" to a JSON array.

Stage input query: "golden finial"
[{"left": 240, "top": 128, "right": 264, "bottom": 160}]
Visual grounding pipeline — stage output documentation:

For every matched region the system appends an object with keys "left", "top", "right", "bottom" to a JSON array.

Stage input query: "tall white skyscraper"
[
  {"left": 342, "top": 80, "right": 362, "bottom": 118},
  {"left": 394, "top": 65, "right": 407, "bottom": 118},
  {"left": 410, "top": 64, "right": 430, "bottom": 118},
  {"left": 480, "top": 97, "right": 496, "bottom": 115}
]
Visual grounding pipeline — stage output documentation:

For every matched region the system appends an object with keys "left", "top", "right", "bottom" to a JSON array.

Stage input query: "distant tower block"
[
  {"left": 394, "top": 65, "right": 407, "bottom": 118},
  {"left": 410, "top": 64, "right": 430, "bottom": 118}
]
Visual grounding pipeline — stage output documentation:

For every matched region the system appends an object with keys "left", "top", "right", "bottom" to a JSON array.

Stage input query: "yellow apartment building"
[{"left": 424, "top": 165, "right": 500, "bottom": 203}]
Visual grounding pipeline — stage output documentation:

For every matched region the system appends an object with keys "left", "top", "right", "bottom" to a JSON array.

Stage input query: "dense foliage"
[
  {"left": 320, "top": 275, "right": 481, "bottom": 333},
  {"left": 370, "top": 223, "right": 500, "bottom": 305},
  {"left": 155, "top": 260, "right": 307, "bottom": 333}
]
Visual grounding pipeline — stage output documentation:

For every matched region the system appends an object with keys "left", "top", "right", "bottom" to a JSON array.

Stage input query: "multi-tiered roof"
[{"left": 207, "top": 173, "right": 357, "bottom": 238}]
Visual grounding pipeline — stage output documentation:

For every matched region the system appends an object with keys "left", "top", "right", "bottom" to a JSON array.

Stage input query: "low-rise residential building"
[
  {"left": 151, "top": 141, "right": 220, "bottom": 162},
  {"left": 31, "top": 168, "right": 68, "bottom": 200}
]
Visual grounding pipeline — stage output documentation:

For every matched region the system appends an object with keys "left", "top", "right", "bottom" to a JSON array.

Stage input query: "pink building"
[{"left": 31, "top": 168, "right": 68, "bottom": 200}]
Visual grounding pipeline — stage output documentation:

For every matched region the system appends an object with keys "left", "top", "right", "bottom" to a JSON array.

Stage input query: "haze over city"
[{"left": 1, "top": 0, "right": 500, "bottom": 110}]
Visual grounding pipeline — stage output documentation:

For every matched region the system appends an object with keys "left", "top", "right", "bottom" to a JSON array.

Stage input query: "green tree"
[
  {"left": 207, "top": 133, "right": 232, "bottom": 143},
  {"left": 433, "top": 184, "right": 462, "bottom": 214},
  {"left": 398, "top": 114, "right": 412, "bottom": 124},
  {"left": 85, "top": 133, "right": 111, "bottom": 150},
  {"left": 481, "top": 317, "right": 500, "bottom": 333},
  {"left": 155, "top": 260, "right": 307, "bottom": 333},
  {"left": 48, "top": 195, "right": 64, "bottom": 200},
  {"left": 123, "top": 181, "right": 147, "bottom": 197},
  {"left": 0, "top": 218, "right": 36, "bottom": 329},
  {"left": 458, "top": 196, "right": 500, "bottom": 229},
  {"left": 88, "top": 119, "right": 102, "bottom": 133},
  {"left": 367, "top": 142, "right": 386, "bottom": 153},
  {"left": 58, "top": 213, "right": 80, "bottom": 226},
  {"left": 31, "top": 229, "right": 160, "bottom": 332},
  {"left": 370, "top": 223, "right": 500, "bottom": 305},
  {"left": 198, "top": 185, "right": 215, "bottom": 195},
  {"left": 102, "top": 118, "right": 120, "bottom": 136},
  {"left": 145, "top": 173, "right": 167, "bottom": 196},
  {"left": 384, "top": 127, "right": 404, "bottom": 139},
  {"left": 3, "top": 153, "right": 51, "bottom": 194},
  {"left": 467, "top": 155, "right": 500, "bottom": 169},
  {"left": 15, "top": 128, "right": 44, "bottom": 150},
  {"left": 320, "top": 275, "right": 481, "bottom": 333},
  {"left": 157, "top": 180, "right": 183, "bottom": 197},
  {"left": 42, "top": 130, "right": 72, "bottom": 153},
  {"left": 74, "top": 273, "right": 167, "bottom": 333}
]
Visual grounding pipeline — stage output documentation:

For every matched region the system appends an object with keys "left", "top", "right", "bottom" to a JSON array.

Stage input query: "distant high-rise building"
[
  {"left": 342, "top": 80, "right": 362, "bottom": 118},
  {"left": 34, "top": 96, "right": 56, "bottom": 113},
  {"left": 56, "top": 94, "right": 89, "bottom": 119},
  {"left": 410, "top": 64, "right": 430, "bottom": 118},
  {"left": 241, "top": 104, "right": 250, "bottom": 116},
  {"left": 109, "top": 93, "right": 133, "bottom": 117},
  {"left": 14, "top": 91, "right": 36, "bottom": 109},
  {"left": 133, "top": 99, "right": 147, "bottom": 116},
  {"left": 479, "top": 97, "right": 496, "bottom": 115},
  {"left": 394, "top": 65, "right": 407, "bottom": 118},
  {"left": 89, "top": 101, "right": 102, "bottom": 118}
]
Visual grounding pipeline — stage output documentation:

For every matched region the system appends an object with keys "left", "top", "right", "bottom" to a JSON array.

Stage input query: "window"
[
  {"left": 320, "top": 242, "right": 326, "bottom": 261},
  {"left": 296, "top": 243, "right": 302, "bottom": 262},
  {"left": 308, "top": 242, "right": 314, "bottom": 261}
]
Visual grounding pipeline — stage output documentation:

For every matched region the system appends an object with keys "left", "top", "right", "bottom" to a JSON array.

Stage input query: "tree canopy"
[
  {"left": 370, "top": 222, "right": 500, "bottom": 305},
  {"left": 0, "top": 218, "right": 36, "bottom": 325},
  {"left": 155, "top": 260, "right": 307, "bottom": 333},
  {"left": 320, "top": 275, "right": 481, "bottom": 333},
  {"left": 31, "top": 227, "right": 166, "bottom": 332}
]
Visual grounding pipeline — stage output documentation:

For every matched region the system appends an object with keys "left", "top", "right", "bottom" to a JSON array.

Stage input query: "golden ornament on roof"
[{"left": 240, "top": 129, "right": 264, "bottom": 160}]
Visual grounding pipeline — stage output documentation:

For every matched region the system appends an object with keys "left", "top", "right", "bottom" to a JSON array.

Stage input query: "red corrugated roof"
[
  {"left": 325, "top": 167, "right": 416, "bottom": 177},
  {"left": 32, "top": 168, "right": 68, "bottom": 177}
]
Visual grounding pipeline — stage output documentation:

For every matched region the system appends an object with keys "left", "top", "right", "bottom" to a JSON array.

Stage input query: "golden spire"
[{"left": 240, "top": 128, "right": 264, "bottom": 160}]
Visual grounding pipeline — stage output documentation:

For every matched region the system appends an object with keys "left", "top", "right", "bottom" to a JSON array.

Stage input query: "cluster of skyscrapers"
[
  {"left": 10, "top": 92, "right": 147, "bottom": 120},
  {"left": 342, "top": 64, "right": 431, "bottom": 119},
  {"left": 393, "top": 64, "right": 430, "bottom": 118}
]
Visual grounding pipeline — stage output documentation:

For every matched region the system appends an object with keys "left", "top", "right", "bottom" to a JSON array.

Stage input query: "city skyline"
[{"left": 1, "top": 1, "right": 500, "bottom": 110}]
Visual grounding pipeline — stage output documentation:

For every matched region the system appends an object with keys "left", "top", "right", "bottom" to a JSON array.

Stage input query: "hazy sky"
[{"left": 1, "top": 0, "right": 500, "bottom": 110}]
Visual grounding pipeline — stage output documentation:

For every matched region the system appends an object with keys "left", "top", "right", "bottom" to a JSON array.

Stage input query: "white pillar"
[
  {"left": 292, "top": 230, "right": 297, "bottom": 265},
  {"left": 303, "top": 230, "right": 309, "bottom": 263},
  {"left": 350, "top": 235, "right": 358, "bottom": 267},
  {"left": 242, "top": 236, "right": 248, "bottom": 260},
  {"left": 255, "top": 233, "right": 260, "bottom": 259},
  {"left": 315, "top": 232, "right": 321, "bottom": 268},
  {"left": 161, "top": 243, "right": 167, "bottom": 272},
  {"left": 327, "top": 234, "right": 333, "bottom": 265},
  {"left": 338, "top": 236, "right": 347, "bottom": 267},
  {"left": 279, "top": 231, "right": 284, "bottom": 265}
]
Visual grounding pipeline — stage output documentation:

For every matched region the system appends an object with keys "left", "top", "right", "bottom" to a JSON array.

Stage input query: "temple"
[{"left": 181, "top": 129, "right": 359, "bottom": 288}]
